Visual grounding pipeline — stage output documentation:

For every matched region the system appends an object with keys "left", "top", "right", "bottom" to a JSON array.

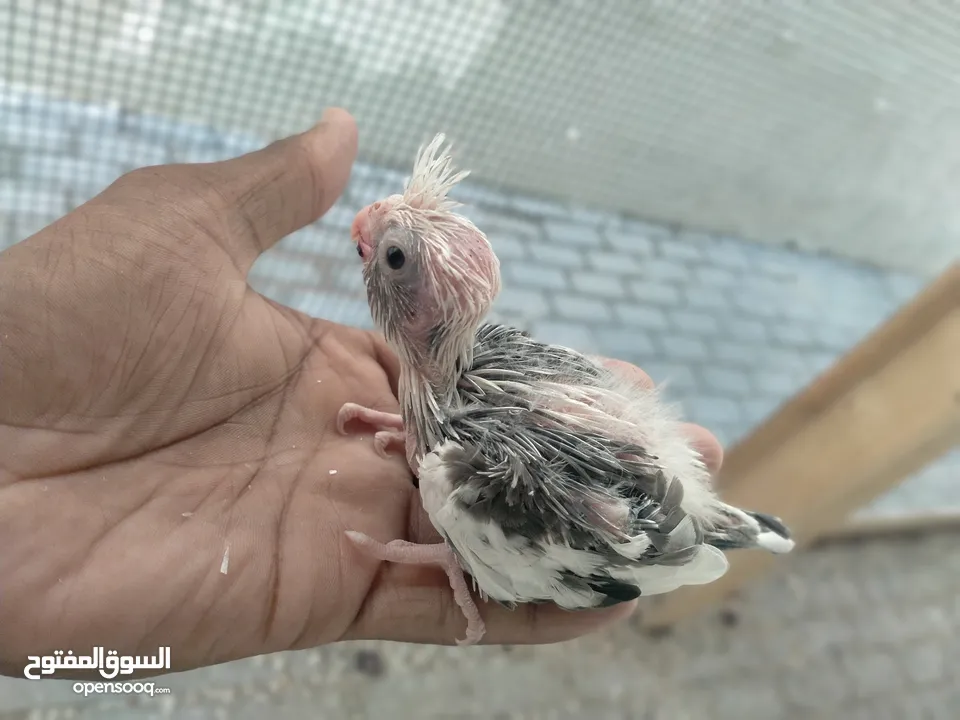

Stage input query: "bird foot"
[
  {"left": 373, "top": 430, "right": 406, "bottom": 459},
  {"left": 337, "top": 402, "right": 404, "bottom": 435},
  {"left": 344, "top": 531, "right": 486, "bottom": 646}
]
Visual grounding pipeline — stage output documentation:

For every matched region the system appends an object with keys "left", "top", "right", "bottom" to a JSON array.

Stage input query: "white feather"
[
  {"left": 419, "top": 440, "right": 731, "bottom": 610},
  {"left": 722, "top": 504, "right": 796, "bottom": 554},
  {"left": 402, "top": 133, "right": 470, "bottom": 213}
]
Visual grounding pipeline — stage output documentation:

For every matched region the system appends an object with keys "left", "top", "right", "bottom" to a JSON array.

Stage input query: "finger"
[
  {"left": 344, "top": 566, "right": 636, "bottom": 646},
  {"left": 680, "top": 422, "right": 724, "bottom": 474},
  {"left": 206, "top": 107, "right": 358, "bottom": 272},
  {"left": 596, "top": 357, "right": 654, "bottom": 389},
  {"left": 597, "top": 358, "right": 723, "bottom": 473}
]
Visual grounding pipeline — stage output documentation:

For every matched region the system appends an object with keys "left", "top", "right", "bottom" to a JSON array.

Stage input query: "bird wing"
[
  {"left": 460, "top": 323, "right": 724, "bottom": 525},
  {"left": 425, "top": 397, "right": 728, "bottom": 608}
]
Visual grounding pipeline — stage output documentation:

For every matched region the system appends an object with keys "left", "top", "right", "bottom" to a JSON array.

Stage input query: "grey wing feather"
[
  {"left": 428, "top": 322, "right": 784, "bottom": 607},
  {"left": 440, "top": 398, "right": 709, "bottom": 606},
  {"left": 464, "top": 323, "right": 607, "bottom": 389}
]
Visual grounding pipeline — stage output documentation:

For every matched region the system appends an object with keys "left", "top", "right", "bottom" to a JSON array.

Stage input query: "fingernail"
[
  {"left": 307, "top": 107, "right": 356, "bottom": 138},
  {"left": 319, "top": 107, "right": 342, "bottom": 126},
  {"left": 308, "top": 109, "right": 331, "bottom": 132}
]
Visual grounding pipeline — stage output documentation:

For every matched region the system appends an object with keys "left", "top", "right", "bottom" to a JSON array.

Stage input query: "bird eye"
[
  {"left": 385, "top": 246, "right": 405, "bottom": 269},
  {"left": 356, "top": 244, "right": 364, "bottom": 258}
]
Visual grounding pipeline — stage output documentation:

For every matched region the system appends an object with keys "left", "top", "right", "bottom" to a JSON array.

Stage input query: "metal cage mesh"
[
  {"left": 2, "top": 2, "right": 959, "bottom": 515},
  {"left": 2, "top": 2, "right": 960, "bottom": 718},
  {"left": 2, "top": 0, "right": 957, "bottom": 512},
  {"left": 3, "top": 1, "right": 960, "bottom": 272}
]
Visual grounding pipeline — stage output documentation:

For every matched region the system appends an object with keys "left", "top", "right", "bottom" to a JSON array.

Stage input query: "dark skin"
[{"left": 0, "top": 108, "right": 724, "bottom": 678}]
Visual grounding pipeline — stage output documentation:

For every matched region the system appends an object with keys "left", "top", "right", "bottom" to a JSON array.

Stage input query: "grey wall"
[{"left": 2, "top": 85, "right": 957, "bottom": 518}]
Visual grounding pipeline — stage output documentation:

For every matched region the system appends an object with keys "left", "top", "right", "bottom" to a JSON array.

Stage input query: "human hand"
[{"left": 0, "top": 108, "right": 724, "bottom": 677}]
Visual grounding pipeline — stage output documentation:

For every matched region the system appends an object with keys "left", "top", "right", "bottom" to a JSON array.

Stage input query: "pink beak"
[{"left": 351, "top": 205, "right": 375, "bottom": 261}]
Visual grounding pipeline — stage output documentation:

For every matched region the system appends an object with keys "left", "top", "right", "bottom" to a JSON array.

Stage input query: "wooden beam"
[
  {"left": 638, "top": 262, "right": 960, "bottom": 629},
  {"left": 814, "top": 509, "right": 960, "bottom": 545}
]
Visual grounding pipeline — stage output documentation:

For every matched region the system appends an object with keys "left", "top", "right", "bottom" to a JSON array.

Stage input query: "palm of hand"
[
  {"left": 0, "top": 154, "right": 419, "bottom": 675},
  {"left": 0, "top": 113, "right": 638, "bottom": 677}
]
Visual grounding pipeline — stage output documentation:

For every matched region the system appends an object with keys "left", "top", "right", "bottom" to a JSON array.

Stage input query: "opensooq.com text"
[{"left": 72, "top": 681, "right": 171, "bottom": 697}]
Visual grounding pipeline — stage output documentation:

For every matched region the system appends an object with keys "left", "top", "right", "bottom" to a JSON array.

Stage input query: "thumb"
[{"left": 206, "top": 107, "right": 358, "bottom": 272}]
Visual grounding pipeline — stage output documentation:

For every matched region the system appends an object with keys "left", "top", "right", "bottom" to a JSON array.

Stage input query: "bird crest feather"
[{"left": 402, "top": 133, "right": 470, "bottom": 213}]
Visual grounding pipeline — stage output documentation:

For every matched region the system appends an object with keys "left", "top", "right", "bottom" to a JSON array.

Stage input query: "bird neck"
[
  {"left": 398, "top": 339, "right": 474, "bottom": 461},
  {"left": 399, "top": 368, "right": 449, "bottom": 463}
]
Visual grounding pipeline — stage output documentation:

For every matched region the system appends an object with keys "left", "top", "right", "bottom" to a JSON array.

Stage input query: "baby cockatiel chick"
[{"left": 337, "top": 134, "right": 794, "bottom": 645}]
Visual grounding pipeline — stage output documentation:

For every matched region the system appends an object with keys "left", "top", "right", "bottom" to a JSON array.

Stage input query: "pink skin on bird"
[
  {"left": 350, "top": 198, "right": 386, "bottom": 261},
  {"left": 341, "top": 194, "right": 420, "bottom": 465},
  {"left": 339, "top": 190, "right": 501, "bottom": 645},
  {"left": 345, "top": 192, "right": 501, "bottom": 467},
  {"left": 352, "top": 195, "right": 500, "bottom": 336}
]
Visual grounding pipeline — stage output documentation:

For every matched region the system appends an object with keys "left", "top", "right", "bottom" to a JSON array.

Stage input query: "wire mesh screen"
[
  {"left": 3, "top": 3, "right": 960, "bottom": 718},
  {"left": 3, "top": 0, "right": 960, "bottom": 273},
  {"left": 0, "top": 1, "right": 958, "bottom": 503}
]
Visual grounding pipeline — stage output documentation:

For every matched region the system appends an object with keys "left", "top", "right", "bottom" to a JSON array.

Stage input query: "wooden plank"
[
  {"left": 815, "top": 509, "right": 960, "bottom": 545},
  {"left": 638, "top": 262, "right": 960, "bottom": 629}
]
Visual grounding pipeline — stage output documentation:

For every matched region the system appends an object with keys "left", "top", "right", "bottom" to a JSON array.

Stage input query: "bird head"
[{"left": 351, "top": 134, "right": 500, "bottom": 383}]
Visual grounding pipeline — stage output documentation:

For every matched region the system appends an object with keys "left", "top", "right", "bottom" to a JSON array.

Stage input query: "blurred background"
[{"left": 1, "top": 0, "right": 958, "bottom": 717}]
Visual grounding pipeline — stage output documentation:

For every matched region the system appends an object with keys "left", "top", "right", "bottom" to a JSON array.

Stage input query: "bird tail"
[{"left": 704, "top": 503, "right": 795, "bottom": 554}]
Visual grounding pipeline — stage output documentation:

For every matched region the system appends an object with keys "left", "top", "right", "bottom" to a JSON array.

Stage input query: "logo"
[{"left": 23, "top": 647, "right": 171, "bottom": 680}]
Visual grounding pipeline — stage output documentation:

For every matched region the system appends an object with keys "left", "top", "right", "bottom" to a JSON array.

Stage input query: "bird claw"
[
  {"left": 337, "top": 402, "right": 404, "bottom": 435},
  {"left": 374, "top": 430, "right": 406, "bottom": 458},
  {"left": 343, "top": 531, "right": 486, "bottom": 645},
  {"left": 455, "top": 625, "right": 486, "bottom": 646}
]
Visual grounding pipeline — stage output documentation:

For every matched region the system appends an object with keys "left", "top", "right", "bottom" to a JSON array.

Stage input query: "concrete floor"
[{"left": 2, "top": 528, "right": 958, "bottom": 719}]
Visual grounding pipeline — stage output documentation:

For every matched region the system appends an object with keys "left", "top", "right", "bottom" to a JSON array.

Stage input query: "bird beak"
[{"left": 351, "top": 207, "right": 373, "bottom": 260}]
